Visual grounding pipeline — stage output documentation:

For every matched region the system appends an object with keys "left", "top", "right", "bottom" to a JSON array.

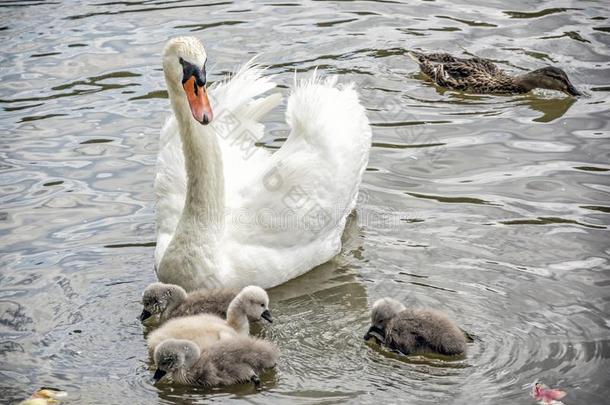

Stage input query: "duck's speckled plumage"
[{"left": 409, "top": 51, "right": 581, "bottom": 96}]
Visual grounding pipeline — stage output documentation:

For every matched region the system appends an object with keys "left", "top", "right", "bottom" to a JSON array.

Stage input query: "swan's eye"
[
  {"left": 179, "top": 57, "right": 206, "bottom": 87},
  {"left": 260, "top": 303, "right": 265, "bottom": 308}
]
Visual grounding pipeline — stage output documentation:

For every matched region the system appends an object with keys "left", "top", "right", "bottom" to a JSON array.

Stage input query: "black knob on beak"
[
  {"left": 139, "top": 309, "right": 152, "bottom": 322},
  {"left": 152, "top": 368, "right": 167, "bottom": 383}
]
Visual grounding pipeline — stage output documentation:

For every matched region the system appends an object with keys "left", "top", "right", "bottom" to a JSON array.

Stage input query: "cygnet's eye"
[{"left": 260, "top": 303, "right": 265, "bottom": 308}]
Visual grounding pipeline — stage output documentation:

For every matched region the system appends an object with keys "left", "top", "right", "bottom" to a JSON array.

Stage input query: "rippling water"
[{"left": 1, "top": 0, "right": 609, "bottom": 404}]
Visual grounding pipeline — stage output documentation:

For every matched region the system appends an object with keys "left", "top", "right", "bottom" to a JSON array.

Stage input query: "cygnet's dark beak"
[
  {"left": 139, "top": 309, "right": 152, "bottom": 322},
  {"left": 364, "top": 325, "right": 385, "bottom": 343},
  {"left": 261, "top": 309, "right": 273, "bottom": 323},
  {"left": 250, "top": 374, "right": 261, "bottom": 386},
  {"left": 152, "top": 368, "right": 167, "bottom": 383},
  {"left": 566, "top": 83, "right": 582, "bottom": 97}
]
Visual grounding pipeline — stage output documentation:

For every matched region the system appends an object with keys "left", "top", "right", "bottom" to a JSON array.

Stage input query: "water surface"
[{"left": 1, "top": 0, "right": 609, "bottom": 404}]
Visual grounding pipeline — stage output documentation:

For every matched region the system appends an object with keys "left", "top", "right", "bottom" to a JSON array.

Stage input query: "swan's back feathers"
[
  {"left": 286, "top": 73, "right": 362, "bottom": 149},
  {"left": 221, "top": 73, "right": 371, "bottom": 287}
]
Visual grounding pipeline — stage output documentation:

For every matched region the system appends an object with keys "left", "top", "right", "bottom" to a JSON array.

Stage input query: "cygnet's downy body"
[
  {"left": 140, "top": 282, "right": 238, "bottom": 323},
  {"left": 364, "top": 297, "right": 466, "bottom": 356},
  {"left": 152, "top": 337, "right": 279, "bottom": 387},
  {"left": 147, "top": 285, "right": 272, "bottom": 353}
]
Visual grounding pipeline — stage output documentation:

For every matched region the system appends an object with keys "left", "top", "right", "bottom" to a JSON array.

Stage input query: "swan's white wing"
[
  {"left": 221, "top": 74, "right": 371, "bottom": 288},
  {"left": 154, "top": 61, "right": 281, "bottom": 267},
  {"left": 207, "top": 60, "right": 281, "bottom": 202}
]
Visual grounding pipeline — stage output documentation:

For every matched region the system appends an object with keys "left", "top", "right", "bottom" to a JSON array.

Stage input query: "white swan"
[{"left": 155, "top": 36, "right": 371, "bottom": 290}]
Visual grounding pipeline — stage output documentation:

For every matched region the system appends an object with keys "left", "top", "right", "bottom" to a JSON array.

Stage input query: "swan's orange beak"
[{"left": 183, "top": 76, "right": 213, "bottom": 125}]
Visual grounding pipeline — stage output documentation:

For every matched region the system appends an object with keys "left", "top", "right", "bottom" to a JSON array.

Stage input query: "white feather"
[{"left": 155, "top": 52, "right": 371, "bottom": 289}]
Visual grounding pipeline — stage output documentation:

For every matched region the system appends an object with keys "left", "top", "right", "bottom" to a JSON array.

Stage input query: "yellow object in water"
[{"left": 19, "top": 388, "right": 67, "bottom": 405}]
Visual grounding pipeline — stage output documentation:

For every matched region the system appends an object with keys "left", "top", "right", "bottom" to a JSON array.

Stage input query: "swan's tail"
[
  {"left": 286, "top": 70, "right": 369, "bottom": 152},
  {"left": 282, "top": 69, "right": 372, "bottom": 232}
]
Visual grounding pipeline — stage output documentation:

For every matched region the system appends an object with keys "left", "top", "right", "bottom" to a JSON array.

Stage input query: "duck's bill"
[
  {"left": 182, "top": 76, "right": 213, "bottom": 124},
  {"left": 139, "top": 309, "right": 152, "bottom": 322},
  {"left": 363, "top": 325, "right": 385, "bottom": 343},
  {"left": 261, "top": 309, "right": 273, "bottom": 323},
  {"left": 566, "top": 84, "right": 582, "bottom": 97},
  {"left": 152, "top": 369, "right": 167, "bottom": 383}
]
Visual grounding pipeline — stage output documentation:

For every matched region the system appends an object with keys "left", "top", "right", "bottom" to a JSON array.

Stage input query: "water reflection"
[
  {"left": 1, "top": 0, "right": 609, "bottom": 404},
  {"left": 518, "top": 94, "right": 577, "bottom": 122}
]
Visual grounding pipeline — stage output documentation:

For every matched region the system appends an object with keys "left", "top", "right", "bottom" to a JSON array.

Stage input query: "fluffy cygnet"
[
  {"left": 139, "top": 282, "right": 237, "bottom": 323},
  {"left": 223, "top": 285, "right": 273, "bottom": 335},
  {"left": 147, "top": 313, "right": 237, "bottom": 354},
  {"left": 147, "top": 285, "right": 272, "bottom": 353},
  {"left": 364, "top": 297, "right": 467, "bottom": 356},
  {"left": 152, "top": 337, "right": 279, "bottom": 387}
]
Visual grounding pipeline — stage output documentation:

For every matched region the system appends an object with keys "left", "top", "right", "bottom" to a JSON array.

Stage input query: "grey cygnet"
[
  {"left": 140, "top": 282, "right": 238, "bottom": 323},
  {"left": 364, "top": 297, "right": 467, "bottom": 356},
  {"left": 152, "top": 336, "right": 279, "bottom": 387},
  {"left": 147, "top": 285, "right": 273, "bottom": 353},
  {"left": 140, "top": 282, "right": 267, "bottom": 323}
]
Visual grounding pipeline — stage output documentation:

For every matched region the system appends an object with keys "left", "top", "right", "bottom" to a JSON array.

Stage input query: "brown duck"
[{"left": 409, "top": 51, "right": 581, "bottom": 97}]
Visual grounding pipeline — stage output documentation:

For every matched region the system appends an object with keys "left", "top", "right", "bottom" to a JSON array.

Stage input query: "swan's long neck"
[
  {"left": 158, "top": 77, "right": 225, "bottom": 289},
  {"left": 173, "top": 94, "right": 224, "bottom": 224}
]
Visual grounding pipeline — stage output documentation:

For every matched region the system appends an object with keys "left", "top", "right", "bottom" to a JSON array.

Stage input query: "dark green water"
[{"left": 1, "top": 1, "right": 609, "bottom": 404}]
